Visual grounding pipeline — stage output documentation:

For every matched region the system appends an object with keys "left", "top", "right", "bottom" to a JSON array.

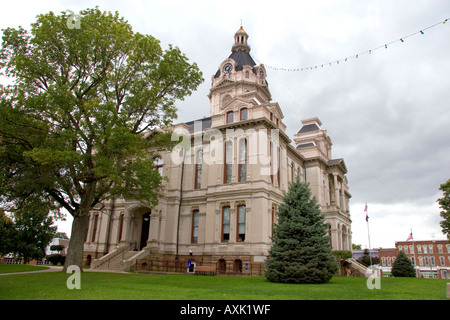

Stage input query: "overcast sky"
[{"left": 1, "top": 0, "right": 449, "bottom": 248}]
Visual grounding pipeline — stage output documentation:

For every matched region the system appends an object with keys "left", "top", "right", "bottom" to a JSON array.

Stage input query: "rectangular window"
[
  {"left": 238, "top": 139, "right": 247, "bottom": 182},
  {"left": 428, "top": 245, "right": 433, "bottom": 254},
  {"left": 277, "top": 146, "right": 280, "bottom": 187},
  {"left": 195, "top": 150, "right": 202, "bottom": 189},
  {"left": 224, "top": 140, "right": 232, "bottom": 184},
  {"left": 191, "top": 210, "right": 199, "bottom": 244},
  {"left": 417, "top": 245, "right": 422, "bottom": 254},
  {"left": 84, "top": 216, "right": 90, "bottom": 242},
  {"left": 270, "top": 141, "right": 273, "bottom": 184},
  {"left": 237, "top": 205, "right": 245, "bottom": 241},
  {"left": 91, "top": 215, "right": 98, "bottom": 243},
  {"left": 222, "top": 206, "right": 230, "bottom": 242}
]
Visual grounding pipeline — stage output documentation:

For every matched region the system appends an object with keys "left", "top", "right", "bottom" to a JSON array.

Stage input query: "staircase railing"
[{"left": 91, "top": 244, "right": 133, "bottom": 269}]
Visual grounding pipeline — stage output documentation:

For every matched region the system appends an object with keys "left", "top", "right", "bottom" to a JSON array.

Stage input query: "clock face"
[
  {"left": 259, "top": 68, "right": 264, "bottom": 79},
  {"left": 223, "top": 63, "right": 232, "bottom": 74}
]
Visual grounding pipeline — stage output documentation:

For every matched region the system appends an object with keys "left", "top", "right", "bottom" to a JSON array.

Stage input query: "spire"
[{"left": 232, "top": 26, "right": 250, "bottom": 52}]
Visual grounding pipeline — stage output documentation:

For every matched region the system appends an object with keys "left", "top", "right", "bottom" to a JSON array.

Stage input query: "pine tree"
[
  {"left": 265, "top": 177, "right": 338, "bottom": 284},
  {"left": 392, "top": 250, "right": 416, "bottom": 277}
]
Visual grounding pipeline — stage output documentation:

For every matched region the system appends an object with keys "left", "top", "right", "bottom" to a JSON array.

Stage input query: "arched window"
[
  {"left": 224, "top": 140, "right": 232, "bottom": 184},
  {"left": 234, "top": 259, "right": 243, "bottom": 274},
  {"left": 227, "top": 111, "right": 234, "bottom": 124},
  {"left": 238, "top": 138, "right": 247, "bottom": 182},
  {"left": 194, "top": 149, "right": 202, "bottom": 189},
  {"left": 218, "top": 259, "right": 227, "bottom": 274},
  {"left": 240, "top": 108, "right": 248, "bottom": 121}
]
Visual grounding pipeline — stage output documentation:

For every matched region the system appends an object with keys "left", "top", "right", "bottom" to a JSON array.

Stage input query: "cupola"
[{"left": 232, "top": 26, "right": 250, "bottom": 52}]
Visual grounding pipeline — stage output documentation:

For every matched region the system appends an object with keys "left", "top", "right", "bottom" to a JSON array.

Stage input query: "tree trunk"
[{"left": 63, "top": 213, "right": 89, "bottom": 272}]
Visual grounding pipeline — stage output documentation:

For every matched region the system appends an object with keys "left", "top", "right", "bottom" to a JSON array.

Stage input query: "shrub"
[{"left": 392, "top": 251, "right": 416, "bottom": 277}]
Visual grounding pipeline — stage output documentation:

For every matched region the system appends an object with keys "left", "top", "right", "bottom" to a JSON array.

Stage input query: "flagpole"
[
  {"left": 365, "top": 203, "right": 373, "bottom": 267},
  {"left": 410, "top": 228, "right": 418, "bottom": 277}
]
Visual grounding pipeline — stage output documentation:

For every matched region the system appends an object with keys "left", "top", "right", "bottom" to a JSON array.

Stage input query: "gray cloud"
[{"left": 2, "top": 0, "right": 449, "bottom": 244}]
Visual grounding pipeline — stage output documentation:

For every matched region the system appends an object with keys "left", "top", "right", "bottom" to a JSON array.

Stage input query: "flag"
[
  {"left": 364, "top": 203, "right": 368, "bottom": 222},
  {"left": 406, "top": 231, "right": 413, "bottom": 241}
]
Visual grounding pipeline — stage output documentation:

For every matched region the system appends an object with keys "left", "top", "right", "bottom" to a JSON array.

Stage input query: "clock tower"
[{"left": 208, "top": 26, "right": 273, "bottom": 126}]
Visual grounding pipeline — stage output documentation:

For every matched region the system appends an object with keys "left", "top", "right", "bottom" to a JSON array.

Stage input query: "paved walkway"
[{"left": 0, "top": 266, "right": 62, "bottom": 276}]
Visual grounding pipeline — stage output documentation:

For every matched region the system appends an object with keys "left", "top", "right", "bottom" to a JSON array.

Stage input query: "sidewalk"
[{"left": 0, "top": 266, "right": 62, "bottom": 276}]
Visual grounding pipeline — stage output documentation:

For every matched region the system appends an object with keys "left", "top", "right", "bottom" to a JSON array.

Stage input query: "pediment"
[
  {"left": 221, "top": 96, "right": 256, "bottom": 111},
  {"left": 267, "top": 102, "right": 284, "bottom": 119}
]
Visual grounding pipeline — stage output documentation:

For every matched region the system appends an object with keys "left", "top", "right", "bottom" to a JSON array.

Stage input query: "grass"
[
  {"left": 0, "top": 264, "right": 50, "bottom": 274},
  {"left": 0, "top": 266, "right": 449, "bottom": 300}
]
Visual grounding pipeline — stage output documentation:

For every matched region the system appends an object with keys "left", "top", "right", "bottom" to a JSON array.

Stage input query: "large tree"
[
  {"left": 11, "top": 200, "right": 57, "bottom": 264},
  {"left": 437, "top": 179, "right": 450, "bottom": 241},
  {"left": 265, "top": 177, "right": 338, "bottom": 284},
  {"left": 0, "top": 8, "right": 203, "bottom": 271}
]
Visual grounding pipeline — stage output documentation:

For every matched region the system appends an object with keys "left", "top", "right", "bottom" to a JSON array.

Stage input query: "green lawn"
[
  {"left": 0, "top": 268, "right": 448, "bottom": 300},
  {"left": 0, "top": 264, "right": 50, "bottom": 274}
]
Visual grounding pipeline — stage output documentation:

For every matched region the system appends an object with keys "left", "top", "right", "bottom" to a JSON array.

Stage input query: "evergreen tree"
[
  {"left": 265, "top": 177, "right": 338, "bottom": 284},
  {"left": 392, "top": 250, "right": 416, "bottom": 277}
]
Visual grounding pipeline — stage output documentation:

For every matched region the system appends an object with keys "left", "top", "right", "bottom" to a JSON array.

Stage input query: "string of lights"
[{"left": 253, "top": 18, "right": 449, "bottom": 72}]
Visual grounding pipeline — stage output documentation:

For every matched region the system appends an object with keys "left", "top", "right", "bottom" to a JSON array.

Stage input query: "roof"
[
  {"left": 298, "top": 123, "right": 320, "bottom": 133},
  {"left": 296, "top": 142, "right": 315, "bottom": 149},
  {"left": 214, "top": 50, "right": 257, "bottom": 78},
  {"left": 185, "top": 117, "right": 212, "bottom": 133}
]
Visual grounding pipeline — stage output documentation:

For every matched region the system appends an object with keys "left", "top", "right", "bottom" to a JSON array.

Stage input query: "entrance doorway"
[{"left": 140, "top": 212, "right": 151, "bottom": 250}]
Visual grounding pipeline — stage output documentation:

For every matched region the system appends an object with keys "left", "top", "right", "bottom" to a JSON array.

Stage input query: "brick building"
[{"left": 378, "top": 240, "right": 450, "bottom": 279}]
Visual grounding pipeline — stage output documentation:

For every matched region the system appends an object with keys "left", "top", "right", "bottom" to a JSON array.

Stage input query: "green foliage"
[
  {"left": 46, "top": 254, "right": 65, "bottom": 265},
  {"left": 332, "top": 250, "right": 353, "bottom": 260},
  {"left": 265, "top": 177, "right": 338, "bottom": 284},
  {"left": 11, "top": 201, "right": 57, "bottom": 263},
  {"left": 392, "top": 251, "right": 416, "bottom": 277},
  {"left": 0, "top": 7, "right": 203, "bottom": 269},
  {"left": 437, "top": 179, "right": 450, "bottom": 240},
  {"left": 50, "top": 245, "right": 65, "bottom": 252},
  {"left": 0, "top": 211, "right": 15, "bottom": 256}
]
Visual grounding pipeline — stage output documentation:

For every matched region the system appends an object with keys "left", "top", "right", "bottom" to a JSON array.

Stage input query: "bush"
[
  {"left": 46, "top": 254, "right": 65, "bottom": 265},
  {"left": 392, "top": 251, "right": 416, "bottom": 277},
  {"left": 332, "top": 250, "right": 352, "bottom": 260}
]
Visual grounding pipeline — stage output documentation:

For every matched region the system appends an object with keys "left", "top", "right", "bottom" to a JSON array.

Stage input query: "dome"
[{"left": 235, "top": 26, "right": 248, "bottom": 36}]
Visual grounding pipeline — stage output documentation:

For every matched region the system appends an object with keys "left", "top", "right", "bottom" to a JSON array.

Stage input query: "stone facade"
[{"left": 82, "top": 27, "right": 352, "bottom": 273}]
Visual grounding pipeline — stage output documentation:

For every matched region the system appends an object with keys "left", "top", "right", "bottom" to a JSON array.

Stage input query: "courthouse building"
[{"left": 83, "top": 27, "right": 352, "bottom": 273}]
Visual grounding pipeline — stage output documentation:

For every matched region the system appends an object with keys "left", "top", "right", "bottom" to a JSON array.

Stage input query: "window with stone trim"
[
  {"left": 238, "top": 138, "right": 247, "bottom": 182},
  {"left": 224, "top": 140, "right": 232, "bottom": 184},
  {"left": 237, "top": 204, "right": 246, "bottom": 242},
  {"left": 191, "top": 209, "right": 199, "bottom": 244},
  {"left": 222, "top": 206, "right": 230, "bottom": 242},
  {"left": 195, "top": 149, "right": 202, "bottom": 189}
]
